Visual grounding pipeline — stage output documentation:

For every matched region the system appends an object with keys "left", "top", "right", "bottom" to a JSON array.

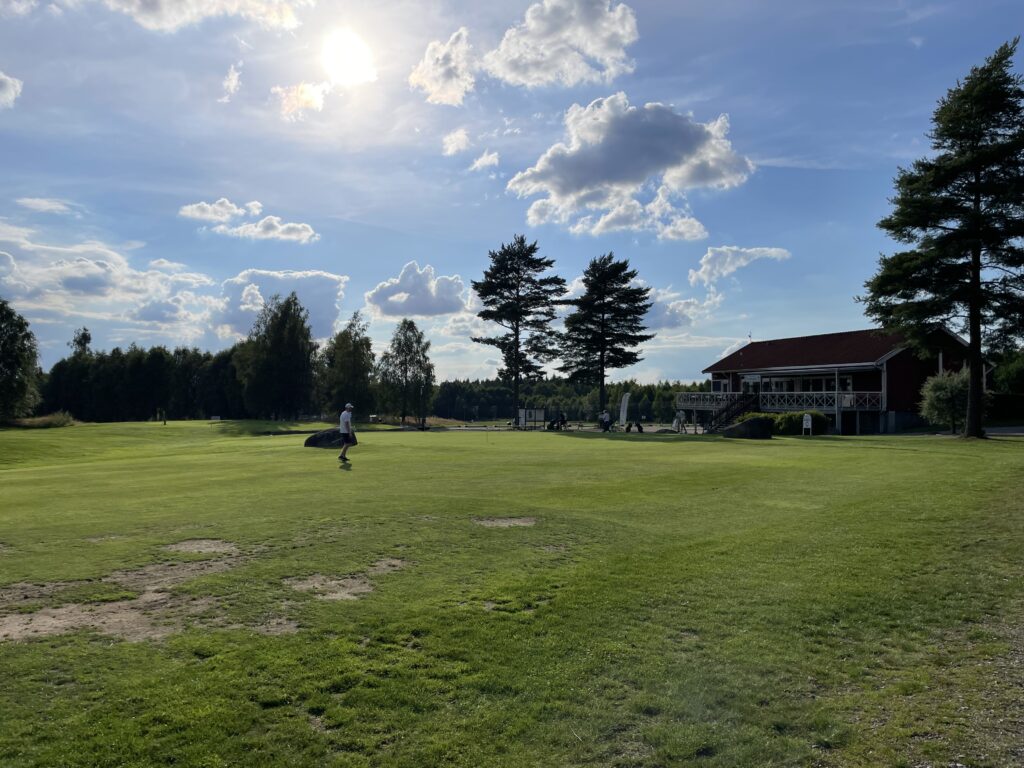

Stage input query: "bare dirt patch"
[
  {"left": 286, "top": 574, "right": 374, "bottom": 601},
  {"left": 0, "top": 592, "right": 216, "bottom": 642},
  {"left": 254, "top": 617, "right": 300, "bottom": 635},
  {"left": 0, "top": 580, "right": 87, "bottom": 609},
  {"left": 85, "top": 535, "right": 123, "bottom": 543},
  {"left": 103, "top": 558, "right": 239, "bottom": 591},
  {"left": 474, "top": 517, "right": 536, "bottom": 528},
  {"left": 367, "top": 558, "right": 407, "bottom": 575},
  {"left": 162, "top": 539, "right": 240, "bottom": 555}
]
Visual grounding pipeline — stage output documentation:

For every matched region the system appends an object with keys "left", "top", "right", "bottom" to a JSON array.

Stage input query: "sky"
[{"left": 1, "top": 0, "right": 1021, "bottom": 382}]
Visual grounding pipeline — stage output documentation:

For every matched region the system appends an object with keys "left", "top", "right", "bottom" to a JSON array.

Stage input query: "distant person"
[
  {"left": 559, "top": 412, "right": 568, "bottom": 430},
  {"left": 636, "top": 421, "right": 644, "bottom": 433},
  {"left": 599, "top": 410, "right": 611, "bottom": 432},
  {"left": 338, "top": 403, "right": 356, "bottom": 463}
]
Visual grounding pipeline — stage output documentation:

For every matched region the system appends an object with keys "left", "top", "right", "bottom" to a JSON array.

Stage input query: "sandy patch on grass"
[
  {"left": 254, "top": 617, "right": 300, "bottom": 635},
  {"left": 0, "top": 581, "right": 87, "bottom": 608},
  {"left": 85, "top": 535, "right": 123, "bottom": 543},
  {"left": 102, "top": 558, "right": 239, "bottom": 591},
  {"left": 474, "top": 517, "right": 536, "bottom": 527},
  {"left": 367, "top": 558, "right": 407, "bottom": 575},
  {"left": 286, "top": 574, "right": 374, "bottom": 601},
  {"left": 162, "top": 539, "right": 239, "bottom": 555},
  {"left": 0, "top": 592, "right": 216, "bottom": 642}
]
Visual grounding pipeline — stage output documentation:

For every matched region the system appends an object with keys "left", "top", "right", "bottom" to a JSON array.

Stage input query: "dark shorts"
[{"left": 340, "top": 432, "right": 356, "bottom": 445}]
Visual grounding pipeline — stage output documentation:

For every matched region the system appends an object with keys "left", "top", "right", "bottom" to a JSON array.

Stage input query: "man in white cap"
[{"left": 338, "top": 403, "right": 356, "bottom": 463}]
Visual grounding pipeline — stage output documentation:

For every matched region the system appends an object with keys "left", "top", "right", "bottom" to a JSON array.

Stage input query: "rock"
[
  {"left": 304, "top": 428, "right": 343, "bottom": 448},
  {"left": 722, "top": 417, "right": 773, "bottom": 439}
]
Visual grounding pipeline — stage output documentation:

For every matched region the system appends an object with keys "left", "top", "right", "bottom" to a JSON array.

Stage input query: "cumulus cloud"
[
  {"left": 483, "top": 0, "right": 638, "bottom": 88},
  {"left": 212, "top": 215, "right": 319, "bottom": 244},
  {"left": 16, "top": 198, "right": 74, "bottom": 214},
  {"left": 507, "top": 92, "right": 753, "bottom": 239},
  {"left": 214, "top": 268, "right": 348, "bottom": 338},
  {"left": 688, "top": 246, "right": 791, "bottom": 287},
  {"left": 443, "top": 128, "right": 471, "bottom": 156},
  {"left": 364, "top": 261, "right": 466, "bottom": 317},
  {"left": 179, "top": 197, "right": 315, "bottom": 243},
  {"left": 96, "top": 0, "right": 311, "bottom": 32},
  {"left": 218, "top": 62, "right": 242, "bottom": 103},
  {"left": 149, "top": 258, "right": 188, "bottom": 271},
  {"left": 178, "top": 198, "right": 247, "bottom": 223},
  {"left": 272, "top": 81, "right": 330, "bottom": 120},
  {"left": 468, "top": 150, "right": 499, "bottom": 172},
  {"left": 409, "top": 27, "right": 475, "bottom": 106},
  {"left": 0, "top": 70, "right": 23, "bottom": 108}
]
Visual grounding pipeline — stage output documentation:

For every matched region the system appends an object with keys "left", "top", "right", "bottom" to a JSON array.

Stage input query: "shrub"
[
  {"left": 9, "top": 411, "right": 76, "bottom": 429},
  {"left": 735, "top": 410, "right": 829, "bottom": 435},
  {"left": 919, "top": 369, "right": 969, "bottom": 434}
]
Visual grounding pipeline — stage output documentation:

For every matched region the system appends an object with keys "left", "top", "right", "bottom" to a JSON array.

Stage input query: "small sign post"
[{"left": 802, "top": 413, "right": 812, "bottom": 436}]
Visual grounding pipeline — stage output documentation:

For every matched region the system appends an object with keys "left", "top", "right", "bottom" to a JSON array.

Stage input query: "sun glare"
[{"left": 321, "top": 28, "right": 377, "bottom": 88}]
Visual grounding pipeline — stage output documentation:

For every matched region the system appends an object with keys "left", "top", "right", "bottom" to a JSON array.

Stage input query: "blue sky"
[{"left": 1, "top": 0, "right": 1021, "bottom": 381}]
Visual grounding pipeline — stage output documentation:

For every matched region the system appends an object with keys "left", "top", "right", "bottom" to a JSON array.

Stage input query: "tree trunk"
[
  {"left": 598, "top": 349, "right": 606, "bottom": 412},
  {"left": 965, "top": 243, "right": 985, "bottom": 438}
]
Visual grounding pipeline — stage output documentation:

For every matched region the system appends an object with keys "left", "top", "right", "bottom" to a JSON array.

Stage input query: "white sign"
[{"left": 802, "top": 413, "right": 812, "bottom": 435}]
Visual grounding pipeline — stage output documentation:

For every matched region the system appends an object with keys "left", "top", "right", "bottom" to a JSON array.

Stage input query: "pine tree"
[
  {"left": 559, "top": 254, "right": 654, "bottom": 411},
  {"left": 471, "top": 235, "right": 567, "bottom": 422},
  {"left": 861, "top": 40, "right": 1024, "bottom": 438}
]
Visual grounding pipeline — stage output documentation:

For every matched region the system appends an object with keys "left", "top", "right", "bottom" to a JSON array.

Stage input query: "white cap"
[{"left": 345, "top": 403, "right": 354, "bottom": 408}]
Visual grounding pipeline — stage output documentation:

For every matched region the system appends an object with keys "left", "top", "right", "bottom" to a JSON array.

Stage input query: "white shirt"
[{"left": 340, "top": 410, "right": 352, "bottom": 434}]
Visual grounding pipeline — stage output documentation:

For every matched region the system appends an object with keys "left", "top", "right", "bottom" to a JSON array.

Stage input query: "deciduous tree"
[
  {"left": 0, "top": 297, "right": 40, "bottom": 420},
  {"left": 377, "top": 319, "right": 435, "bottom": 423}
]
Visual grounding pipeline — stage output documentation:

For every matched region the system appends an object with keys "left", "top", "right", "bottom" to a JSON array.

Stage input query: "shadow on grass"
[{"left": 208, "top": 420, "right": 332, "bottom": 437}]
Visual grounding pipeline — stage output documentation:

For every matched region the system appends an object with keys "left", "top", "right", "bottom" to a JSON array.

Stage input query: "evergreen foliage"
[
  {"left": 471, "top": 235, "right": 567, "bottom": 418},
  {"left": 559, "top": 253, "right": 654, "bottom": 410},
  {"left": 862, "top": 40, "right": 1024, "bottom": 437},
  {"left": 235, "top": 292, "right": 317, "bottom": 419},
  {"left": 0, "top": 296, "right": 40, "bottom": 420}
]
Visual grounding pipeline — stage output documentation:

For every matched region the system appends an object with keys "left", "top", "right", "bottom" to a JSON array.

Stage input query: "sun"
[{"left": 321, "top": 28, "right": 377, "bottom": 88}]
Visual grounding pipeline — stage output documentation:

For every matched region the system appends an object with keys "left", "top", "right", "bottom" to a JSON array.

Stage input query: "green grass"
[{"left": 0, "top": 423, "right": 1022, "bottom": 767}]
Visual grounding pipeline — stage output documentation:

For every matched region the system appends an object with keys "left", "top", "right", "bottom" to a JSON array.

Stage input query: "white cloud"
[
  {"left": 0, "top": 0, "right": 36, "bottom": 16},
  {"left": 469, "top": 150, "right": 499, "bottom": 172},
  {"left": 0, "top": 70, "right": 23, "bottom": 109},
  {"left": 645, "top": 286, "right": 723, "bottom": 329},
  {"left": 272, "top": 81, "right": 330, "bottom": 120},
  {"left": 149, "top": 258, "right": 188, "bottom": 271},
  {"left": 214, "top": 268, "right": 348, "bottom": 338},
  {"left": 212, "top": 215, "right": 319, "bottom": 244},
  {"left": 96, "top": 0, "right": 311, "bottom": 32},
  {"left": 364, "top": 261, "right": 466, "bottom": 317},
  {"left": 218, "top": 62, "right": 242, "bottom": 103},
  {"left": 409, "top": 27, "right": 475, "bottom": 106},
  {"left": 482, "top": 0, "right": 638, "bottom": 88},
  {"left": 16, "top": 197, "right": 74, "bottom": 214},
  {"left": 178, "top": 198, "right": 246, "bottom": 223},
  {"left": 245, "top": 200, "right": 262, "bottom": 216},
  {"left": 688, "top": 246, "right": 791, "bottom": 287},
  {"left": 508, "top": 92, "right": 753, "bottom": 239},
  {"left": 443, "top": 127, "right": 471, "bottom": 156}
]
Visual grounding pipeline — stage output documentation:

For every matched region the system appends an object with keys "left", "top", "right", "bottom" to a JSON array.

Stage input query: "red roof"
[{"left": 703, "top": 329, "right": 907, "bottom": 374}]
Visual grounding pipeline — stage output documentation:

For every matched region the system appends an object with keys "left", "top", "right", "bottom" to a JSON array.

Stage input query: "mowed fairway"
[{"left": 1, "top": 424, "right": 1022, "bottom": 767}]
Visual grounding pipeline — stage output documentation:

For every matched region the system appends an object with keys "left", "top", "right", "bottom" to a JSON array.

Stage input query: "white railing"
[
  {"left": 675, "top": 391, "right": 884, "bottom": 412},
  {"left": 758, "top": 391, "right": 883, "bottom": 411},
  {"left": 675, "top": 392, "right": 746, "bottom": 410}
]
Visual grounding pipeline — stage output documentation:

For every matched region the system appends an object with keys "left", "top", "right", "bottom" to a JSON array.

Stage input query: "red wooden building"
[{"left": 677, "top": 328, "right": 972, "bottom": 434}]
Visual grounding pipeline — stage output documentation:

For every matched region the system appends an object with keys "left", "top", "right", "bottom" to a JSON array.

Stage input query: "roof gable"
[{"left": 703, "top": 329, "right": 907, "bottom": 374}]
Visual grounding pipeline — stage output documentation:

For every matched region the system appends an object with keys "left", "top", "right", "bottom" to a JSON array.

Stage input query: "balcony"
[{"left": 676, "top": 391, "right": 885, "bottom": 412}]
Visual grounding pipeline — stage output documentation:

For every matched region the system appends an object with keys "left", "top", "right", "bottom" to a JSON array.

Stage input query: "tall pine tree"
[
  {"left": 471, "top": 235, "right": 566, "bottom": 421},
  {"left": 559, "top": 254, "right": 654, "bottom": 412},
  {"left": 862, "top": 39, "right": 1024, "bottom": 438}
]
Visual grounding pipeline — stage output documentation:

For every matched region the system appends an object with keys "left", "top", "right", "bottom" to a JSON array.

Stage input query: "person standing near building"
[{"left": 338, "top": 403, "right": 356, "bottom": 463}]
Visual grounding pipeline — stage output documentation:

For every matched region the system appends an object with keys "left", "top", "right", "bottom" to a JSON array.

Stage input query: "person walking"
[{"left": 338, "top": 403, "right": 357, "bottom": 463}]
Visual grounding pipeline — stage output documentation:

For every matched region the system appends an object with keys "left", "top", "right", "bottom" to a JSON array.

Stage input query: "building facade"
[{"left": 678, "top": 328, "right": 971, "bottom": 434}]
